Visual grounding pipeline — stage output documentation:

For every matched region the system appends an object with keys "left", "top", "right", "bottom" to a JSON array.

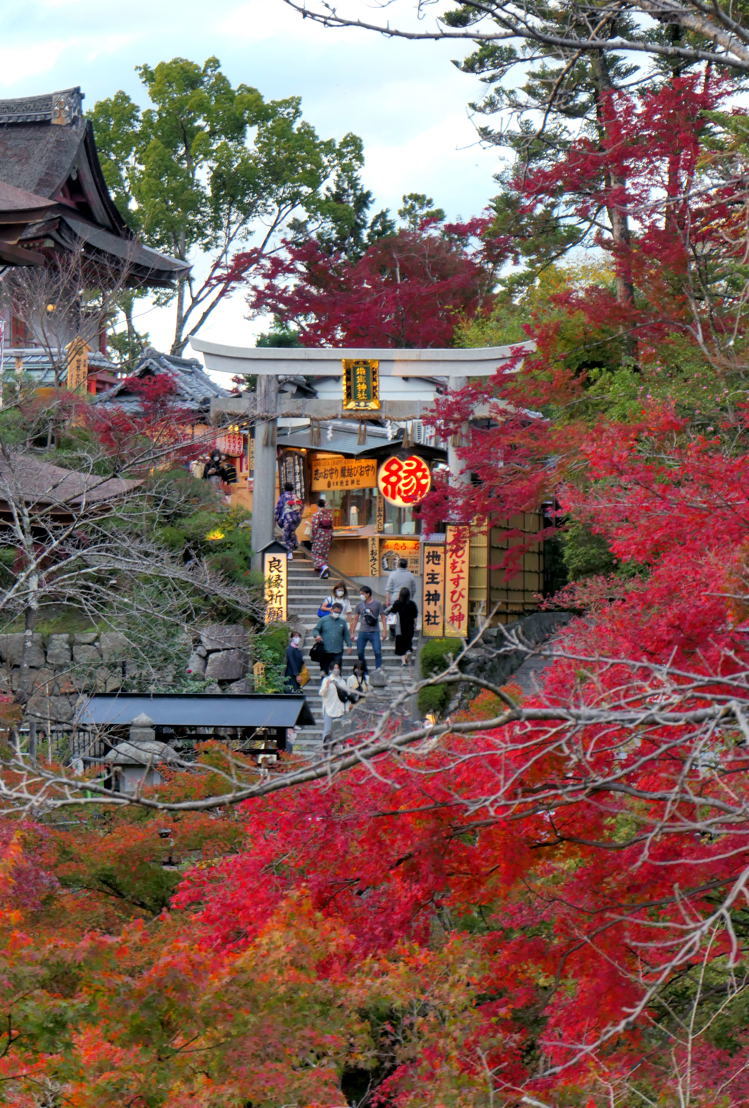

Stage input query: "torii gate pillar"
[{"left": 251, "top": 374, "right": 279, "bottom": 571}]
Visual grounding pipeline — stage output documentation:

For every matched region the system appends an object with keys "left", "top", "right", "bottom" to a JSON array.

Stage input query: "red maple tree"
[{"left": 243, "top": 216, "right": 507, "bottom": 347}]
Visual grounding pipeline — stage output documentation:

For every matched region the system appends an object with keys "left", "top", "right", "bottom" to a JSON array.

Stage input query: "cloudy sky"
[{"left": 2, "top": 0, "right": 505, "bottom": 354}]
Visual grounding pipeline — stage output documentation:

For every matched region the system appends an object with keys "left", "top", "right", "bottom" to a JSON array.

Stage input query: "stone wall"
[
  {"left": 0, "top": 623, "right": 252, "bottom": 726},
  {"left": 185, "top": 624, "right": 251, "bottom": 694}
]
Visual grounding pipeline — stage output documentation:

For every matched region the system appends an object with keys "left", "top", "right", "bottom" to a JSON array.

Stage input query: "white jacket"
[{"left": 320, "top": 673, "right": 347, "bottom": 718}]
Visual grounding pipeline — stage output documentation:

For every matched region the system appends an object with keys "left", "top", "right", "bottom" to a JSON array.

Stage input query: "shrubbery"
[{"left": 417, "top": 636, "right": 462, "bottom": 717}]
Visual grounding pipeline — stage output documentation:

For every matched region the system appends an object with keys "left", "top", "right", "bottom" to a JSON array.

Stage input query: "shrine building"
[
  {"left": 0, "top": 87, "right": 187, "bottom": 389},
  {"left": 194, "top": 340, "right": 552, "bottom": 634}
]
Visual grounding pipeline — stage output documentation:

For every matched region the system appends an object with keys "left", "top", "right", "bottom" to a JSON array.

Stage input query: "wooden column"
[
  {"left": 251, "top": 375, "right": 279, "bottom": 571},
  {"left": 447, "top": 375, "right": 471, "bottom": 486}
]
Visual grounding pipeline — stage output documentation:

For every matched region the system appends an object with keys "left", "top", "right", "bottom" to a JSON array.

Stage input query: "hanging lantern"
[
  {"left": 377, "top": 455, "right": 432, "bottom": 507},
  {"left": 216, "top": 429, "right": 244, "bottom": 456}
]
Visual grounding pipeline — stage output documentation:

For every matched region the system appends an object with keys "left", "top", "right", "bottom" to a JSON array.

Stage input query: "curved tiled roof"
[
  {"left": 94, "top": 347, "right": 229, "bottom": 414},
  {"left": 0, "top": 453, "right": 141, "bottom": 513},
  {"left": 0, "top": 88, "right": 187, "bottom": 286}
]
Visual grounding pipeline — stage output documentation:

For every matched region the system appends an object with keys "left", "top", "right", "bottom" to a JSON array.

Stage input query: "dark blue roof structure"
[{"left": 78, "top": 693, "right": 315, "bottom": 729}]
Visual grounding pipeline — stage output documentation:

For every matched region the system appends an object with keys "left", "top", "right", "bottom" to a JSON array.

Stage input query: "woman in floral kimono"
[
  {"left": 274, "top": 483, "right": 303, "bottom": 559},
  {"left": 310, "top": 497, "right": 334, "bottom": 578}
]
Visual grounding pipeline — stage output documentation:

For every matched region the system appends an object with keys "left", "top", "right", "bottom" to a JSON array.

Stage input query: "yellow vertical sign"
[
  {"left": 444, "top": 525, "right": 470, "bottom": 637},
  {"left": 422, "top": 542, "right": 446, "bottom": 637},
  {"left": 368, "top": 536, "right": 379, "bottom": 578},
  {"left": 264, "top": 550, "right": 288, "bottom": 623},
  {"left": 66, "top": 337, "right": 91, "bottom": 391}
]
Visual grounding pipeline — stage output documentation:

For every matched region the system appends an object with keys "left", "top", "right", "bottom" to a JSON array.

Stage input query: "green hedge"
[
  {"left": 252, "top": 623, "right": 292, "bottom": 693},
  {"left": 417, "top": 637, "right": 462, "bottom": 718}
]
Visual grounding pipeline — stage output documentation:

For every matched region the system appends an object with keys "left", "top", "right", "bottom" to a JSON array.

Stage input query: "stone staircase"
[{"left": 286, "top": 554, "right": 421, "bottom": 757}]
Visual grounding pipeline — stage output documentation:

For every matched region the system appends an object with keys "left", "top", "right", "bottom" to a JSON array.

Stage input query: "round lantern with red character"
[{"left": 377, "top": 454, "right": 432, "bottom": 507}]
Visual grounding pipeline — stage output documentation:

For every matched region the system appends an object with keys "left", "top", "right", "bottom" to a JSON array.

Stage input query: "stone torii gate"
[{"left": 191, "top": 340, "right": 531, "bottom": 566}]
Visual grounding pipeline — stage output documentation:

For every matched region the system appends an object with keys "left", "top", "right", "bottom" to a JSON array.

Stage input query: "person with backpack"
[
  {"left": 310, "top": 497, "right": 334, "bottom": 578},
  {"left": 274, "top": 482, "right": 303, "bottom": 559},
  {"left": 350, "top": 585, "right": 387, "bottom": 676}
]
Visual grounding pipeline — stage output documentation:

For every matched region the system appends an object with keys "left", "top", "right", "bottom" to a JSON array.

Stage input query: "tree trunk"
[
  {"left": 591, "top": 52, "right": 636, "bottom": 312},
  {"left": 591, "top": 52, "right": 637, "bottom": 366}
]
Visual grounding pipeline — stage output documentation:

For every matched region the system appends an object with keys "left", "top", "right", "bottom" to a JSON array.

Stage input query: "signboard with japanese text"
[
  {"left": 278, "top": 451, "right": 307, "bottom": 502},
  {"left": 422, "top": 543, "right": 446, "bottom": 637},
  {"left": 376, "top": 493, "right": 385, "bottom": 533},
  {"left": 444, "top": 525, "right": 470, "bottom": 637},
  {"left": 263, "top": 551, "right": 288, "bottom": 623},
  {"left": 310, "top": 456, "right": 377, "bottom": 491},
  {"left": 342, "top": 358, "right": 381, "bottom": 410},
  {"left": 377, "top": 454, "right": 432, "bottom": 507},
  {"left": 368, "top": 536, "right": 379, "bottom": 577},
  {"left": 217, "top": 429, "right": 244, "bottom": 456},
  {"left": 66, "top": 337, "right": 90, "bottom": 391},
  {"left": 380, "top": 538, "right": 420, "bottom": 574}
]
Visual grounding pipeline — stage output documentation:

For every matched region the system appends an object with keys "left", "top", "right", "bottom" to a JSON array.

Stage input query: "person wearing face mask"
[
  {"left": 320, "top": 662, "right": 348, "bottom": 748},
  {"left": 318, "top": 582, "right": 352, "bottom": 620},
  {"left": 284, "top": 631, "right": 306, "bottom": 691},
  {"left": 313, "top": 601, "right": 353, "bottom": 674},
  {"left": 202, "top": 449, "right": 224, "bottom": 492},
  {"left": 350, "top": 585, "right": 387, "bottom": 676}
]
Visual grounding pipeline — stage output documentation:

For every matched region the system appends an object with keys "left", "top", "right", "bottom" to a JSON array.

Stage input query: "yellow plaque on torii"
[{"left": 342, "top": 358, "right": 380, "bottom": 410}]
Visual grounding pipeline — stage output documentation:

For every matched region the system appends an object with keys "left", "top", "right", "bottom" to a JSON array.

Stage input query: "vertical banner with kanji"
[
  {"left": 444, "top": 525, "right": 470, "bottom": 637},
  {"left": 368, "top": 536, "right": 379, "bottom": 578},
  {"left": 278, "top": 450, "right": 307, "bottom": 502},
  {"left": 66, "top": 337, "right": 90, "bottom": 391},
  {"left": 422, "top": 542, "right": 446, "bottom": 637},
  {"left": 263, "top": 551, "right": 287, "bottom": 623}
]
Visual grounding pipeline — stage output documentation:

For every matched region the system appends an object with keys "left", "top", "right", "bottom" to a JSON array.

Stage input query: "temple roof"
[
  {"left": 95, "top": 348, "right": 229, "bottom": 415},
  {"left": 0, "top": 88, "right": 187, "bottom": 285},
  {"left": 2, "top": 346, "right": 118, "bottom": 390},
  {"left": 0, "top": 453, "right": 141, "bottom": 516},
  {"left": 79, "top": 693, "right": 316, "bottom": 729}
]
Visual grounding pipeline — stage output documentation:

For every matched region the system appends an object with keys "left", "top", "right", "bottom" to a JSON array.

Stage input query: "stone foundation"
[{"left": 0, "top": 624, "right": 252, "bottom": 727}]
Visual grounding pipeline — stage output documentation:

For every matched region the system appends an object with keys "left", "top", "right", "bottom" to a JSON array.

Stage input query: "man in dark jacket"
[{"left": 313, "top": 602, "right": 353, "bottom": 674}]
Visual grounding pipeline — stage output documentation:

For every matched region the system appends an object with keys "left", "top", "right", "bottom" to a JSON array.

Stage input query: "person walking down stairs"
[
  {"left": 350, "top": 585, "right": 387, "bottom": 678},
  {"left": 320, "top": 663, "right": 348, "bottom": 749},
  {"left": 388, "top": 587, "right": 418, "bottom": 667},
  {"left": 347, "top": 660, "right": 370, "bottom": 699},
  {"left": 313, "top": 603, "right": 353, "bottom": 674}
]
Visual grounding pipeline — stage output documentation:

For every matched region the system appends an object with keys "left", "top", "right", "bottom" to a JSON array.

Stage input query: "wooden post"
[
  {"left": 447, "top": 376, "right": 471, "bottom": 487},
  {"left": 251, "top": 375, "right": 279, "bottom": 571}
]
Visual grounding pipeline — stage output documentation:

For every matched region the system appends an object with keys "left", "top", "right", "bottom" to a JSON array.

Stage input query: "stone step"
[
  {"left": 278, "top": 555, "right": 420, "bottom": 755},
  {"left": 291, "top": 659, "right": 420, "bottom": 749}
]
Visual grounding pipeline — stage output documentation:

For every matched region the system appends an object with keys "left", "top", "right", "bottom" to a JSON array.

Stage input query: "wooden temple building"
[{"left": 0, "top": 87, "right": 187, "bottom": 387}]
